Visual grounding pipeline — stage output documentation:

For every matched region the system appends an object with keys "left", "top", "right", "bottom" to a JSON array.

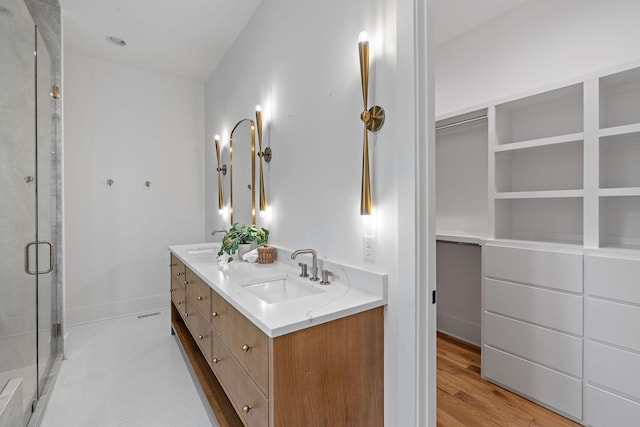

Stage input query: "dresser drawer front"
[
  {"left": 185, "top": 269, "right": 211, "bottom": 320},
  {"left": 586, "top": 340, "right": 640, "bottom": 400},
  {"left": 485, "top": 278, "right": 583, "bottom": 335},
  {"left": 586, "top": 255, "right": 640, "bottom": 304},
  {"left": 484, "top": 245, "right": 583, "bottom": 293},
  {"left": 586, "top": 385, "right": 640, "bottom": 427},
  {"left": 587, "top": 298, "right": 640, "bottom": 352},
  {"left": 170, "top": 254, "right": 186, "bottom": 283},
  {"left": 184, "top": 298, "right": 212, "bottom": 362},
  {"left": 211, "top": 292, "right": 269, "bottom": 394},
  {"left": 211, "top": 330, "right": 268, "bottom": 427},
  {"left": 484, "top": 312, "right": 582, "bottom": 377},
  {"left": 483, "top": 346, "right": 583, "bottom": 420}
]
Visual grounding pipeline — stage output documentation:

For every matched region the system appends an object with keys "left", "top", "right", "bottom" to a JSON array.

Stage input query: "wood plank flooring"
[{"left": 437, "top": 333, "right": 581, "bottom": 427}]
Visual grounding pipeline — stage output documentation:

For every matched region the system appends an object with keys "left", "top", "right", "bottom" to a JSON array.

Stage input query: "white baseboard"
[
  {"left": 65, "top": 294, "right": 168, "bottom": 326},
  {"left": 437, "top": 311, "right": 481, "bottom": 346}
]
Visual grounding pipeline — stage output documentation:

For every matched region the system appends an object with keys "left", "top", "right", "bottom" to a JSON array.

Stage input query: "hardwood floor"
[{"left": 437, "top": 333, "right": 581, "bottom": 427}]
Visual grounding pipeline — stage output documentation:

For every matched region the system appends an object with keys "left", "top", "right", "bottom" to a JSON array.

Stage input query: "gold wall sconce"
[
  {"left": 358, "top": 31, "right": 385, "bottom": 215},
  {"left": 50, "top": 85, "right": 60, "bottom": 99},
  {"left": 255, "top": 105, "right": 272, "bottom": 216},
  {"left": 214, "top": 135, "right": 227, "bottom": 213}
]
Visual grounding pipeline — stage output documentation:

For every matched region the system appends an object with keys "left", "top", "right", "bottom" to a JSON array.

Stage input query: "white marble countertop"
[{"left": 169, "top": 243, "right": 387, "bottom": 338}]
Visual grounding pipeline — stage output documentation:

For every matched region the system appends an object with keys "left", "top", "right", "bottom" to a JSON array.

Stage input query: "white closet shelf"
[
  {"left": 494, "top": 132, "right": 584, "bottom": 153},
  {"left": 495, "top": 190, "right": 584, "bottom": 199},
  {"left": 436, "top": 231, "right": 487, "bottom": 245},
  {"left": 599, "top": 123, "right": 640, "bottom": 138},
  {"left": 599, "top": 188, "right": 640, "bottom": 197}
]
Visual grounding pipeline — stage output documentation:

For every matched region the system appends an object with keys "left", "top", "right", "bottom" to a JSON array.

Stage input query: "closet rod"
[
  {"left": 436, "top": 239, "right": 481, "bottom": 247},
  {"left": 435, "top": 114, "right": 487, "bottom": 131}
]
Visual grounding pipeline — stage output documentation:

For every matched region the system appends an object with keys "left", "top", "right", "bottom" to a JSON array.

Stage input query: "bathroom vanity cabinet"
[
  {"left": 437, "top": 61, "right": 640, "bottom": 425},
  {"left": 169, "top": 253, "right": 384, "bottom": 427}
]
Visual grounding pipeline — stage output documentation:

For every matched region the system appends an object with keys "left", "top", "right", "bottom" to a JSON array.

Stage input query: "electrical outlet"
[{"left": 363, "top": 235, "right": 375, "bottom": 262}]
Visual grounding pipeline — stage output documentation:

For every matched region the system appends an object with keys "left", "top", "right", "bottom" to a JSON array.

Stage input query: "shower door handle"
[{"left": 24, "top": 240, "right": 55, "bottom": 275}]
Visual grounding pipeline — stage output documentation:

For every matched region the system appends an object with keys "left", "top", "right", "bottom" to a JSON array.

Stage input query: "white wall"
[
  {"left": 436, "top": 0, "right": 640, "bottom": 117},
  {"left": 204, "top": 0, "right": 429, "bottom": 424},
  {"left": 63, "top": 53, "right": 205, "bottom": 325},
  {"left": 436, "top": 242, "right": 481, "bottom": 345}
]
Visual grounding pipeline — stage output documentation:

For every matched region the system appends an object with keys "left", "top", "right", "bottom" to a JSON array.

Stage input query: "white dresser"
[
  {"left": 584, "top": 254, "right": 640, "bottom": 426},
  {"left": 483, "top": 243, "right": 584, "bottom": 421}
]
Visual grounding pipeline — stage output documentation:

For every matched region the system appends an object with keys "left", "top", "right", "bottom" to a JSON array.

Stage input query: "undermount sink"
[{"left": 242, "top": 275, "right": 326, "bottom": 304}]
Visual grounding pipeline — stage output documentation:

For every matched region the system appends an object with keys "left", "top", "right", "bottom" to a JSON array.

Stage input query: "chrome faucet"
[
  {"left": 291, "top": 249, "right": 319, "bottom": 281},
  {"left": 211, "top": 230, "right": 227, "bottom": 239}
]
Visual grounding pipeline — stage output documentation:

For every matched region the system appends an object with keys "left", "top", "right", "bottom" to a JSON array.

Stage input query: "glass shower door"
[
  {"left": 0, "top": 0, "right": 39, "bottom": 425},
  {"left": 36, "top": 22, "right": 57, "bottom": 397}
]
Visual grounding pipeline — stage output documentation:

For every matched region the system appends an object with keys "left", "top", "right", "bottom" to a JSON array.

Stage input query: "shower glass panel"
[
  {"left": 0, "top": 0, "right": 60, "bottom": 425},
  {"left": 0, "top": 0, "right": 38, "bottom": 424},
  {"left": 36, "top": 23, "right": 56, "bottom": 396}
]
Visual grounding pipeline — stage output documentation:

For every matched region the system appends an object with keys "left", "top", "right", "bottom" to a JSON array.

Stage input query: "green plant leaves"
[{"left": 217, "top": 223, "right": 269, "bottom": 261}]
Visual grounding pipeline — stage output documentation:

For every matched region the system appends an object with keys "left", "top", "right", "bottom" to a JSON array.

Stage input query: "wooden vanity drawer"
[
  {"left": 184, "top": 297, "right": 212, "bottom": 362},
  {"left": 210, "top": 329, "right": 268, "bottom": 427},
  {"left": 170, "top": 254, "right": 186, "bottom": 283},
  {"left": 170, "top": 276, "right": 186, "bottom": 310},
  {"left": 211, "top": 291, "right": 269, "bottom": 394},
  {"left": 185, "top": 268, "right": 211, "bottom": 319}
]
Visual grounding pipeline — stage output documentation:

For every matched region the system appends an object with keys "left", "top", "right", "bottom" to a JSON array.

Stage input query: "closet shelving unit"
[
  {"left": 490, "top": 83, "right": 585, "bottom": 245},
  {"left": 598, "top": 67, "right": 640, "bottom": 250},
  {"left": 435, "top": 62, "right": 640, "bottom": 425},
  {"left": 434, "top": 109, "right": 488, "bottom": 345},
  {"left": 435, "top": 109, "right": 489, "bottom": 244}
]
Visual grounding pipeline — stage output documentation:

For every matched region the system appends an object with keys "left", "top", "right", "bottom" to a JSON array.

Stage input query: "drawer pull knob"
[
  {"left": 242, "top": 405, "right": 252, "bottom": 413},
  {"left": 197, "top": 335, "right": 204, "bottom": 340},
  {"left": 176, "top": 301, "right": 182, "bottom": 305},
  {"left": 197, "top": 296, "right": 204, "bottom": 301},
  {"left": 212, "top": 357, "right": 220, "bottom": 364},
  {"left": 184, "top": 312, "right": 189, "bottom": 317},
  {"left": 170, "top": 288, "right": 175, "bottom": 292},
  {"left": 177, "top": 272, "right": 183, "bottom": 276},
  {"left": 184, "top": 280, "right": 188, "bottom": 285},
  {"left": 212, "top": 312, "right": 219, "bottom": 318},
  {"left": 242, "top": 344, "right": 252, "bottom": 352}
]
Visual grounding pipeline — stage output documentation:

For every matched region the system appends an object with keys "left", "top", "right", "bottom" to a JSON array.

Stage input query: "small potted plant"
[{"left": 217, "top": 223, "right": 269, "bottom": 262}]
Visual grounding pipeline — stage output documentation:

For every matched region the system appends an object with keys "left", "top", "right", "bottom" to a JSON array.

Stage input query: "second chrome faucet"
[{"left": 291, "top": 249, "right": 319, "bottom": 281}]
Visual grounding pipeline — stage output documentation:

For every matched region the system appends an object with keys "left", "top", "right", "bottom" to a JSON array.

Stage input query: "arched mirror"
[{"left": 229, "top": 119, "right": 255, "bottom": 225}]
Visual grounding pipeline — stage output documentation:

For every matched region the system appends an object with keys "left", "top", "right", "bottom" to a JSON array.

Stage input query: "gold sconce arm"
[
  {"left": 255, "top": 105, "right": 270, "bottom": 214},
  {"left": 358, "top": 31, "right": 385, "bottom": 216},
  {"left": 215, "top": 135, "right": 227, "bottom": 211}
]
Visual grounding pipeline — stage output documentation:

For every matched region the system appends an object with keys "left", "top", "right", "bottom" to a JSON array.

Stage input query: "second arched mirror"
[{"left": 229, "top": 119, "right": 255, "bottom": 225}]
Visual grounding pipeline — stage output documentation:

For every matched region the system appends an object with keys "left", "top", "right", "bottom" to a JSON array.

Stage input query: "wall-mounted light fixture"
[
  {"left": 358, "top": 31, "right": 385, "bottom": 216},
  {"left": 50, "top": 85, "right": 60, "bottom": 99},
  {"left": 255, "top": 105, "right": 272, "bottom": 216},
  {"left": 214, "top": 135, "right": 227, "bottom": 214}
]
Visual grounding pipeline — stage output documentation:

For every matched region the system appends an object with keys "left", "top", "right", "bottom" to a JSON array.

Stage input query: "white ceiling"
[
  {"left": 60, "top": 0, "right": 528, "bottom": 82},
  {"left": 60, "top": 0, "right": 262, "bottom": 82},
  {"left": 434, "top": 0, "right": 529, "bottom": 45}
]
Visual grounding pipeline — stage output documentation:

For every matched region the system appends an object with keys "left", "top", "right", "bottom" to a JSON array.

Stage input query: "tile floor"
[{"left": 40, "top": 310, "right": 217, "bottom": 427}]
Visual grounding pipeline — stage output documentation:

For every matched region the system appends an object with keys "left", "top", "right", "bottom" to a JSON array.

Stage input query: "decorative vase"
[{"left": 235, "top": 243, "right": 255, "bottom": 261}]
